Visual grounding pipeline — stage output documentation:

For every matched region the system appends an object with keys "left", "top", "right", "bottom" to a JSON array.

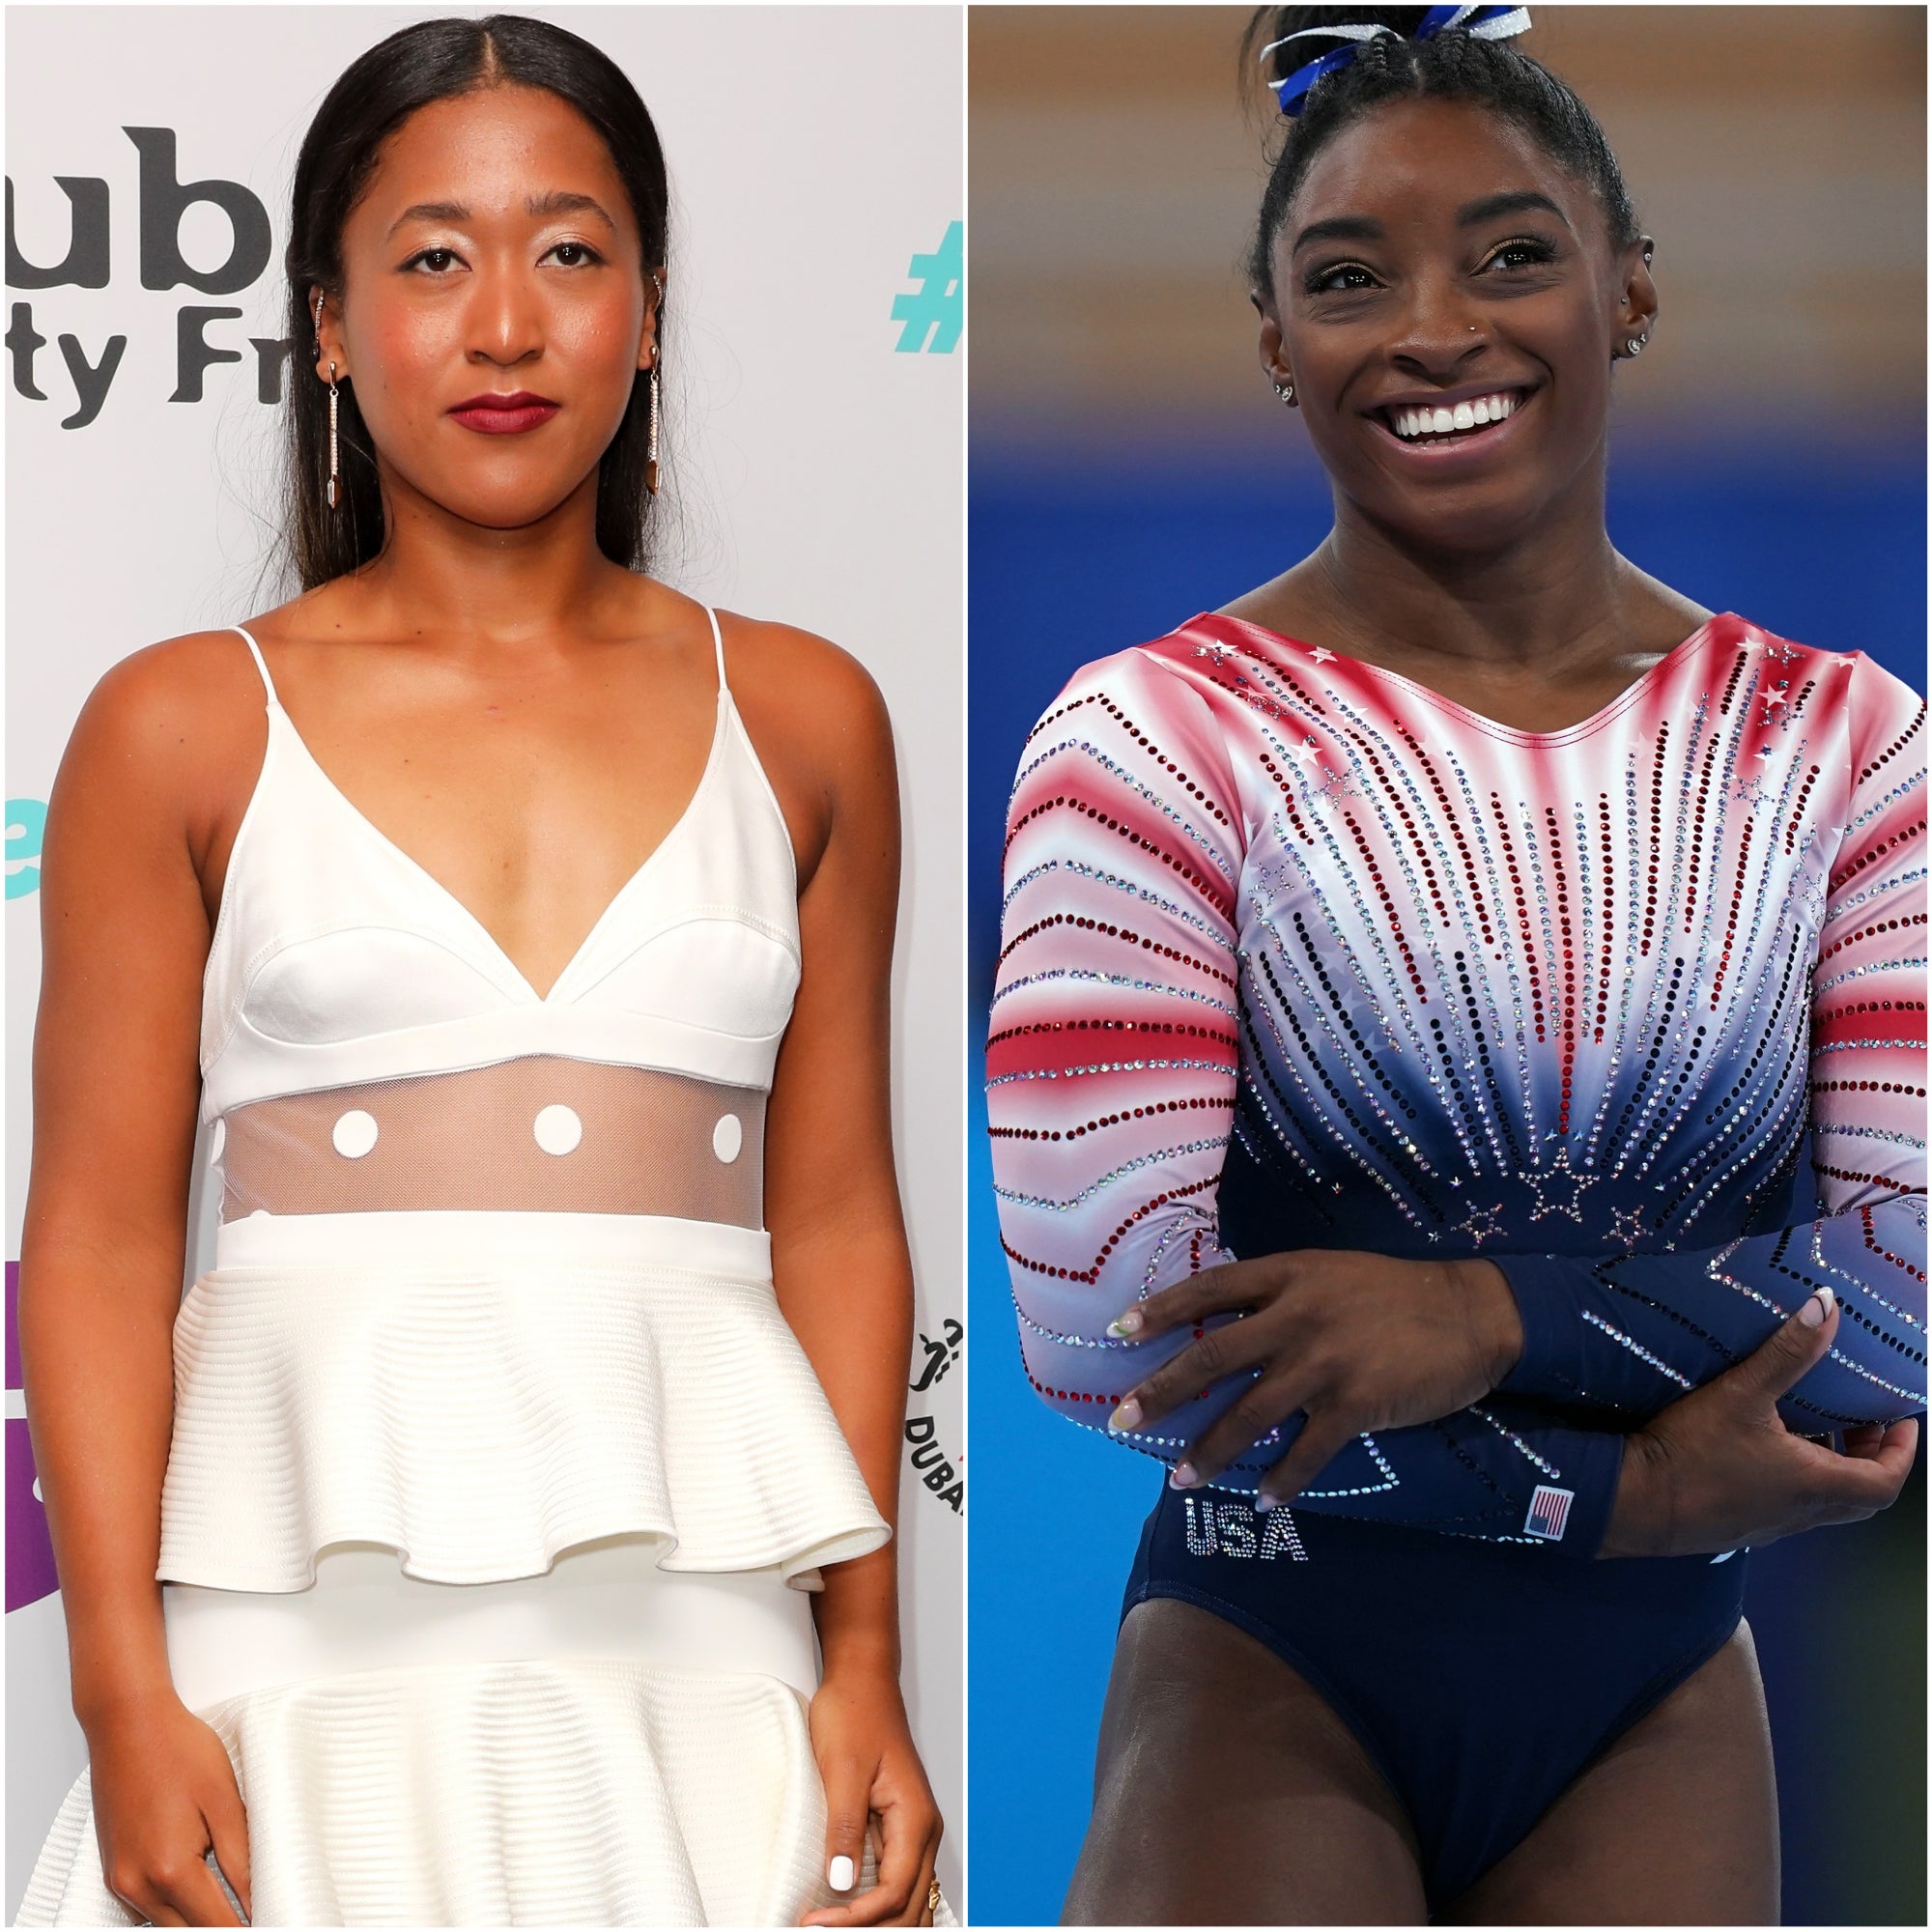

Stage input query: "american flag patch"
[{"left": 1525, "top": 1484, "right": 1574, "bottom": 1540}]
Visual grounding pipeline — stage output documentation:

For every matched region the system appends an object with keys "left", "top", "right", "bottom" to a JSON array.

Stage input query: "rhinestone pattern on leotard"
[{"left": 989, "top": 611, "right": 1926, "bottom": 1546}]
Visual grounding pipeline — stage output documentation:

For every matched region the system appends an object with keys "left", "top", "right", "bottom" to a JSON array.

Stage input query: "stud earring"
[
  {"left": 1272, "top": 378, "right": 1295, "bottom": 406},
  {"left": 1624, "top": 334, "right": 1647, "bottom": 356},
  {"left": 327, "top": 359, "right": 340, "bottom": 509}
]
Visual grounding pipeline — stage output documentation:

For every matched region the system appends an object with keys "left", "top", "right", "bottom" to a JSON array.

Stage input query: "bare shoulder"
[
  {"left": 714, "top": 611, "right": 897, "bottom": 887},
  {"left": 56, "top": 629, "right": 270, "bottom": 853},
  {"left": 67, "top": 629, "right": 260, "bottom": 762},
  {"left": 718, "top": 610, "right": 894, "bottom": 766}
]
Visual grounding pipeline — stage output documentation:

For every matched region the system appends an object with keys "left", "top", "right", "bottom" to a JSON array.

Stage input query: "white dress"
[{"left": 18, "top": 611, "right": 904, "bottom": 1927}]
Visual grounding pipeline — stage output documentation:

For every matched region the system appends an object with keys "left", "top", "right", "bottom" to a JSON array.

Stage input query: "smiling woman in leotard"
[
  {"left": 989, "top": 7, "right": 1923, "bottom": 1923},
  {"left": 17, "top": 14, "right": 943, "bottom": 1929}
]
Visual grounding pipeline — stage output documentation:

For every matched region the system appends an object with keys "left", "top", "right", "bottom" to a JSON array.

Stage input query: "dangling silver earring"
[
  {"left": 644, "top": 362, "right": 661, "bottom": 497},
  {"left": 327, "top": 360, "right": 340, "bottom": 509},
  {"left": 1273, "top": 378, "right": 1295, "bottom": 406},
  {"left": 644, "top": 270, "right": 665, "bottom": 496}
]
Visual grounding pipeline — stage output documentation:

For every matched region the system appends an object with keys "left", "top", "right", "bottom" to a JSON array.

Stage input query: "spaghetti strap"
[
  {"left": 704, "top": 606, "right": 728, "bottom": 697},
  {"left": 232, "top": 625, "right": 280, "bottom": 709}
]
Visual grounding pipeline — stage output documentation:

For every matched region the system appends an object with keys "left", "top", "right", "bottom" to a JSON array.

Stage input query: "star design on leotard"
[
  {"left": 1524, "top": 1147, "right": 1599, "bottom": 1224},
  {"left": 1761, "top": 691, "right": 1787, "bottom": 713},
  {"left": 1729, "top": 773, "right": 1778, "bottom": 811},
  {"left": 1797, "top": 869, "right": 1830, "bottom": 928},
  {"left": 1308, "top": 766, "right": 1364, "bottom": 805},
  {"left": 1834, "top": 655, "right": 1857, "bottom": 670},
  {"left": 1192, "top": 642, "right": 1232, "bottom": 668},
  {"left": 1761, "top": 639, "right": 1801, "bottom": 664},
  {"left": 1308, "top": 646, "right": 1337, "bottom": 664},
  {"left": 1753, "top": 743, "right": 1776, "bottom": 761},
  {"left": 1453, "top": 1201, "right": 1506, "bottom": 1248},
  {"left": 1286, "top": 736, "right": 1324, "bottom": 771},
  {"left": 1607, "top": 1204, "right": 1649, "bottom": 1249}
]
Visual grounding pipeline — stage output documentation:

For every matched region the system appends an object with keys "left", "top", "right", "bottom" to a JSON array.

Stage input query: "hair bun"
[
  {"left": 1248, "top": 6, "right": 1531, "bottom": 115},
  {"left": 1249, "top": 7, "right": 1437, "bottom": 84}
]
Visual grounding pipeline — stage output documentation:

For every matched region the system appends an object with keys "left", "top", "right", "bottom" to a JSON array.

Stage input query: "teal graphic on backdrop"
[
  {"left": 6, "top": 798, "right": 45, "bottom": 897},
  {"left": 892, "top": 221, "right": 961, "bottom": 354}
]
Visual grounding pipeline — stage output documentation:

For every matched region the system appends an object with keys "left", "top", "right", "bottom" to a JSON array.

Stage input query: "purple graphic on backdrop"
[{"left": 6, "top": 1260, "right": 59, "bottom": 1610}]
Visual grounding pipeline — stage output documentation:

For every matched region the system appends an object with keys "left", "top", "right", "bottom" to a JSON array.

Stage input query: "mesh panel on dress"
[{"left": 219, "top": 1057, "right": 764, "bottom": 1226}]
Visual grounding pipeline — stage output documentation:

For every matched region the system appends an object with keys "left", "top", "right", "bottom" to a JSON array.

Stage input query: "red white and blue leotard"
[{"left": 990, "top": 611, "right": 1926, "bottom": 1558}]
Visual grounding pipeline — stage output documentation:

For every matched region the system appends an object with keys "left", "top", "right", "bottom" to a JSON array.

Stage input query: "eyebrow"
[
  {"left": 1290, "top": 189, "right": 1573, "bottom": 256},
  {"left": 386, "top": 191, "right": 618, "bottom": 239},
  {"left": 1455, "top": 189, "right": 1571, "bottom": 231},
  {"left": 1290, "top": 213, "right": 1386, "bottom": 254}
]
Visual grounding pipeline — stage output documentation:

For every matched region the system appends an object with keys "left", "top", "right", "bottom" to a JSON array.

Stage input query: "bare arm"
[
  {"left": 21, "top": 635, "right": 257, "bottom": 1925},
  {"left": 26, "top": 646, "right": 213, "bottom": 1719},
  {"left": 744, "top": 621, "right": 940, "bottom": 1927},
  {"left": 765, "top": 663, "right": 912, "bottom": 1684}
]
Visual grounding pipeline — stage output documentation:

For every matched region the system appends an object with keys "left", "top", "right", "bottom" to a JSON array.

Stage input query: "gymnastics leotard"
[{"left": 988, "top": 609, "right": 1925, "bottom": 1904}]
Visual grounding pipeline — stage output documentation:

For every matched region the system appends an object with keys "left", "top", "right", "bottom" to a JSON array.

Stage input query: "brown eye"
[
  {"left": 1484, "top": 238, "right": 1557, "bottom": 273},
  {"left": 1305, "top": 262, "right": 1378, "bottom": 297}
]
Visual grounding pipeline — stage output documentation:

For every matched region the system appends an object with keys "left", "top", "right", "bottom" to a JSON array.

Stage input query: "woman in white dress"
[{"left": 16, "top": 14, "right": 946, "bottom": 1927}]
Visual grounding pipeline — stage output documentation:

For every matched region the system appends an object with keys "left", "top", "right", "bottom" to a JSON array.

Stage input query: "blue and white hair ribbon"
[{"left": 1261, "top": 6, "right": 1532, "bottom": 116}]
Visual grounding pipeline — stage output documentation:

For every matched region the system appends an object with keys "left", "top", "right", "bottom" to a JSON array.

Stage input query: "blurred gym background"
[{"left": 967, "top": 7, "right": 1926, "bottom": 1924}]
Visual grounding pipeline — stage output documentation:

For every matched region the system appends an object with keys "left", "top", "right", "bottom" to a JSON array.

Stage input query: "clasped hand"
[{"left": 1103, "top": 1249, "right": 1524, "bottom": 1509}]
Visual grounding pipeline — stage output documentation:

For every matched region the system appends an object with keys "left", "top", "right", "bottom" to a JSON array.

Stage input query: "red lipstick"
[{"left": 448, "top": 390, "right": 560, "bottom": 435}]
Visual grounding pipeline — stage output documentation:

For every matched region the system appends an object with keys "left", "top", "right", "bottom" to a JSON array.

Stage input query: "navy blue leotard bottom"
[{"left": 1122, "top": 1485, "right": 1747, "bottom": 1913}]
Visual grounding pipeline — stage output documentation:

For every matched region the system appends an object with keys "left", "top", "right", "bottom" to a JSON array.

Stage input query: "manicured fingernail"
[
  {"left": 1255, "top": 1492, "right": 1278, "bottom": 1514},
  {"left": 1106, "top": 1309, "right": 1144, "bottom": 1338},
  {"left": 1170, "top": 1462, "right": 1200, "bottom": 1489},
  {"left": 1800, "top": 1288, "right": 1834, "bottom": 1328},
  {"left": 829, "top": 1855, "right": 855, "bottom": 1892},
  {"left": 1107, "top": 1398, "right": 1143, "bottom": 1435}
]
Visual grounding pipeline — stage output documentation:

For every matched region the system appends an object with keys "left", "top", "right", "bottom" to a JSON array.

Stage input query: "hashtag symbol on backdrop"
[{"left": 892, "top": 221, "right": 962, "bottom": 354}]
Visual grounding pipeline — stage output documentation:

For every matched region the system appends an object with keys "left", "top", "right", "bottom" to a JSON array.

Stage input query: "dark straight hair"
[{"left": 282, "top": 14, "right": 670, "bottom": 589}]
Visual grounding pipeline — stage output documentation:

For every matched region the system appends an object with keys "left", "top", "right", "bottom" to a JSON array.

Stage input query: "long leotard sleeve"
[
  {"left": 1491, "top": 657, "right": 1926, "bottom": 1422},
  {"left": 988, "top": 624, "right": 1925, "bottom": 1556}
]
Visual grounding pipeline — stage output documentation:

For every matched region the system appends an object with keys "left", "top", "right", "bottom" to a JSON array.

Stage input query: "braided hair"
[{"left": 1241, "top": 8, "right": 1640, "bottom": 295}]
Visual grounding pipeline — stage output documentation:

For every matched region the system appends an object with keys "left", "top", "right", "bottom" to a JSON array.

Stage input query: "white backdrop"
[{"left": 4, "top": 5, "right": 963, "bottom": 1915}]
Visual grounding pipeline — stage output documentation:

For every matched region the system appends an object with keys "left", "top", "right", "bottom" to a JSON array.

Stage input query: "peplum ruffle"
[{"left": 156, "top": 1253, "right": 891, "bottom": 1592}]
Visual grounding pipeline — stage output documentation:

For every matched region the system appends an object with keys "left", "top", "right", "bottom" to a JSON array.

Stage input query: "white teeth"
[{"left": 1387, "top": 390, "right": 1520, "bottom": 440}]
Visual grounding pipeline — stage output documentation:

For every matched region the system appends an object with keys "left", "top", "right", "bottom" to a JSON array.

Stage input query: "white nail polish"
[{"left": 829, "top": 1854, "right": 855, "bottom": 1893}]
